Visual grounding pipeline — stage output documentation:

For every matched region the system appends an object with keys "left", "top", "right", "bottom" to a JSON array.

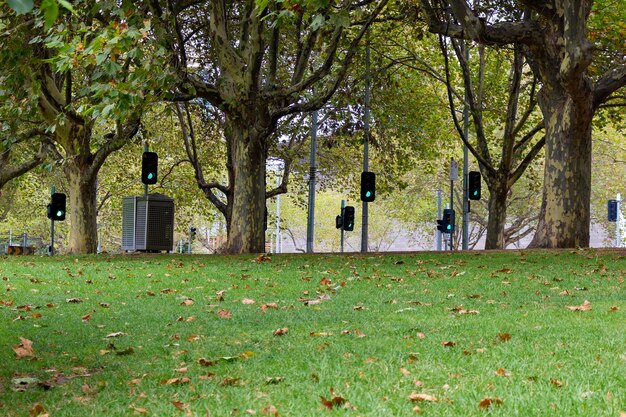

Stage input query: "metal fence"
[{"left": 0, "top": 232, "right": 47, "bottom": 255}]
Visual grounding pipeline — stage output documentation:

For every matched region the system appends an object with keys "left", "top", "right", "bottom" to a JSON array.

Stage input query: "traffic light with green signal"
[
  {"left": 360, "top": 171, "right": 376, "bottom": 202},
  {"left": 142, "top": 151, "right": 158, "bottom": 184},
  {"left": 468, "top": 171, "right": 481, "bottom": 200},
  {"left": 47, "top": 193, "right": 66, "bottom": 221},
  {"left": 342, "top": 206, "right": 355, "bottom": 231},
  {"left": 442, "top": 208, "right": 455, "bottom": 233}
]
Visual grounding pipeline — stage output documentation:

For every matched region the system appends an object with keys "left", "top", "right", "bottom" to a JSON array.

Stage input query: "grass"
[{"left": 0, "top": 249, "right": 625, "bottom": 416}]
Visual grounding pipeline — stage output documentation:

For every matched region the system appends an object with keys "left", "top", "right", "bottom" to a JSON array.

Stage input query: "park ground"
[{"left": 1, "top": 249, "right": 625, "bottom": 416}]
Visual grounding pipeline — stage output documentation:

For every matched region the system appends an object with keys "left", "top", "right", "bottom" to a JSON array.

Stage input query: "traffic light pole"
[
  {"left": 340, "top": 199, "right": 345, "bottom": 253},
  {"left": 306, "top": 110, "right": 318, "bottom": 253},
  {"left": 461, "top": 41, "right": 470, "bottom": 251},
  {"left": 361, "top": 37, "right": 371, "bottom": 253},
  {"left": 617, "top": 193, "right": 622, "bottom": 247},
  {"left": 48, "top": 185, "right": 56, "bottom": 257},
  {"left": 449, "top": 179, "right": 454, "bottom": 250},
  {"left": 436, "top": 190, "right": 442, "bottom": 251},
  {"left": 143, "top": 143, "right": 149, "bottom": 198}
]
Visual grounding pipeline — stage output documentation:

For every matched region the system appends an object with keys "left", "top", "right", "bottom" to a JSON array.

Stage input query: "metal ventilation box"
[{"left": 122, "top": 194, "right": 174, "bottom": 252}]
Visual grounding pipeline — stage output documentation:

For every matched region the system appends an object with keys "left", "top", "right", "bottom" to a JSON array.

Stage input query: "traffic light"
[
  {"left": 361, "top": 171, "right": 376, "bottom": 202},
  {"left": 608, "top": 200, "right": 618, "bottom": 222},
  {"left": 343, "top": 206, "right": 355, "bottom": 231},
  {"left": 443, "top": 208, "right": 455, "bottom": 233},
  {"left": 335, "top": 215, "right": 343, "bottom": 229},
  {"left": 189, "top": 226, "right": 197, "bottom": 239},
  {"left": 436, "top": 219, "right": 445, "bottom": 232},
  {"left": 47, "top": 193, "right": 66, "bottom": 221},
  {"left": 468, "top": 171, "right": 481, "bottom": 200},
  {"left": 142, "top": 151, "right": 158, "bottom": 184}
]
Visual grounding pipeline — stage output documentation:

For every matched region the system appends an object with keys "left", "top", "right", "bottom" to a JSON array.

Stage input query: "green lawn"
[{"left": 1, "top": 250, "right": 625, "bottom": 416}]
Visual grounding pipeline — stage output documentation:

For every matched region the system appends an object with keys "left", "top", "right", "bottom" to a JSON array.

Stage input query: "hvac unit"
[{"left": 122, "top": 194, "right": 174, "bottom": 252}]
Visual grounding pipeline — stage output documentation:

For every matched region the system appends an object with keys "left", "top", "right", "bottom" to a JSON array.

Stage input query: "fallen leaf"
[
  {"left": 353, "top": 305, "right": 367, "bottom": 310},
  {"left": 416, "top": 332, "right": 426, "bottom": 339},
  {"left": 106, "top": 332, "right": 127, "bottom": 338},
  {"left": 261, "top": 303, "right": 279, "bottom": 311},
  {"left": 550, "top": 378, "right": 563, "bottom": 388},
  {"left": 218, "top": 309, "right": 232, "bottom": 319},
  {"left": 264, "top": 376, "right": 285, "bottom": 385},
  {"left": 13, "top": 337, "right": 34, "bottom": 359},
  {"left": 130, "top": 406, "right": 148, "bottom": 415},
  {"left": 458, "top": 309, "right": 480, "bottom": 315},
  {"left": 172, "top": 400, "right": 188, "bottom": 411},
  {"left": 441, "top": 340, "right": 456, "bottom": 347},
  {"left": 66, "top": 298, "right": 82, "bottom": 303},
  {"left": 255, "top": 254, "right": 271, "bottom": 262},
  {"left": 161, "top": 377, "right": 190, "bottom": 385},
  {"left": 187, "top": 335, "right": 201, "bottom": 342},
  {"left": 198, "top": 358, "right": 218, "bottom": 367},
  {"left": 180, "top": 299, "right": 194, "bottom": 306},
  {"left": 319, "top": 277, "right": 332, "bottom": 286},
  {"left": 354, "top": 329, "right": 366, "bottom": 338},
  {"left": 400, "top": 367, "right": 411, "bottom": 377},
  {"left": 219, "top": 377, "right": 240, "bottom": 386},
  {"left": 567, "top": 300, "right": 591, "bottom": 312},
  {"left": 273, "top": 327, "right": 289, "bottom": 336},
  {"left": 175, "top": 367, "right": 188, "bottom": 374},
  {"left": 262, "top": 405, "right": 278, "bottom": 416},
  {"left": 408, "top": 392, "right": 438, "bottom": 402},
  {"left": 609, "top": 306, "right": 620, "bottom": 312},
  {"left": 30, "top": 403, "right": 48, "bottom": 417},
  {"left": 98, "top": 302, "right": 111, "bottom": 308},
  {"left": 558, "top": 290, "right": 571, "bottom": 296},
  {"left": 320, "top": 387, "right": 348, "bottom": 409},
  {"left": 495, "top": 368, "right": 510, "bottom": 377},
  {"left": 497, "top": 332, "right": 511, "bottom": 342},
  {"left": 82, "top": 314, "right": 92, "bottom": 321},
  {"left": 82, "top": 382, "right": 93, "bottom": 395},
  {"left": 479, "top": 397, "right": 503, "bottom": 409}
]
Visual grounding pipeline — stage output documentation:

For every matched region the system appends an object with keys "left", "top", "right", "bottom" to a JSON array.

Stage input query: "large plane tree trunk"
[
  {"left": 485, "top": 178, "right": 509, "bottom": 249},
  {"left": 65, "top": 161, "right": 98, "bottom": 254},
  {"left": 223, "top": 118, "right": 268, "bottom": 254},
  {"left": 528, "top": 85, "right": 594, "bottom": 247}
]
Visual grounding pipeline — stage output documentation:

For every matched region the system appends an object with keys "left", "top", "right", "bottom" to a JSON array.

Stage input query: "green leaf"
[
  {"left": 310, "top": 14, "right": 325, "bottom": 31},
  {"left": 41, "top": 0, "right": 59, "bottom": 30},
  {"left": 57, "top": 0, "right": 75, "bottom": 12},
  {"left": 7, "top": 0, "right": 34, "bottom": 14}
]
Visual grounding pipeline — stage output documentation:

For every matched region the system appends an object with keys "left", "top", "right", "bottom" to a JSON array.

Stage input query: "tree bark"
[
  {"left": 528, "top": 86, "right": 593, "bottom": 247},
  {"left": 485, "top": 178, "right": 509, "bottom": 249},
  {"left": 224, "top": 119, "right": 267, "bottom": 253},
  {"left": 65, "top": 162, "right": 98, "bottom": 254}
]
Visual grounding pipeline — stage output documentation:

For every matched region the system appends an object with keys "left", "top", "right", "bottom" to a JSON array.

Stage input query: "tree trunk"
[
  {"left": 65, "top": 163, "right": 98, "bottom": 254},
  {"left": 224, "top": 120, "right": 267, "bottom": 253},
  {"left": 528, "top": 88, "right": 593, "bottom": 248},
  {"left": 484, "top": 178, "right": 508, "bottom": 249}
]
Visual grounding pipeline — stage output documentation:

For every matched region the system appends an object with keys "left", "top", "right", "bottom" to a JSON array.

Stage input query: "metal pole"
[
  {"left": 450, "top": 178, "right": 454, "bottom": 251},
  {"left": 617, "top": 193, "right": 621, "bottom": 247},
  {"left": 340, "top": 199, "right": 345, "bottom": 253},
  {"left": 361, "top": 36, "right": 371, "bottom": 253},
  {"left": 436, "top": 190, "right": 442, "bottom": 251},
  {"left": 9, "top": 229, "right": 12, "bottom": 246},
  {"left": 187, "top": 227, "right": 192, "bottom": 254},
  {"left": 306, "top": 110, "right": 318, "bottom": 253},
  {"left": 48, "top": 185, "right": 56, "bottom": 256},
  {"left": 143, "top": 143, "right": 149, "bottom": 197},
  {"left": 462, "top": 41, "right": 470, "bottom": 251},
  {"left": 275, "top": 170, "right": 281, "bottom": 254}
]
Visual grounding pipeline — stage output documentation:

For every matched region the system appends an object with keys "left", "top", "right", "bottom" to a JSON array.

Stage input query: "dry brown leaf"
[
  {"left": 320, "top": 388, "right": 348, "bottom": 409},
  {"left": 106, "top": 332, "right": 127, "bottom": 338},
  {"left": 261, "top": 303, "right": 279, "bottom": 311},
  {"left": 242, "top": 298, "right": 256, "bottom": 305},
  {"left": 458, "top": 309, "right": 480, "bottom": 315},
  {"left": 161, "top": 377, "right": 190, "bottom": 385},
  {"left": 198, "top": 358, "right": 218, "bottom": 367},
  {"left": 175, "top": 367, "right": 188, "bottom": 374},
  {"left": 441, "top": 340, "right": 456, "bottom": 347},
  {"left": 609, "top": 306, "right": 620, "bottom": 312},
  {"left": 619, "top": 411, "right": 626, "bottom": 417},
  {"left": 353, "top": 305, "right": 367, "bottom": 310},
  {"left": 497, "top": 332, "right": 512, "bottom": 342},
  {"left": 218, "top": 309, "right": 232, "bottom": 319},
  {"left": 187, "top": 335, "right": 201, "bottom": 342},
  {"left": 354, "top": 329, "right": 366, "bottom": 338},
  {"left": 66, "top": 298, "right": 82, "bottom": 303},
  {"left": 13, "top": 337, "right": 34, "bottom": 359},
  {"left": 262, "top": 405, "right": 278, "bottom": 416},
  {"left": 130, "top": 406, "right": 148, "bottom": 415},
  {"left": 479, "top": 397, "right": 503, "bottom": 409},
  {"left": 180, "top": 299, "right": 194, "bottom": 306},
  {"left": 495, "top": 368, "right": 510, "bottom": 377},
  {"left": 319, "top": 277, "right": 332, "bottom": 286},
  {"left": 30, "top": 403, "right": 48, "bottom": 417},
  {"left": 273, "top": 327, "right": 289, "bottom": 336},
  {"left": 558, "top": 290, "right": 571, "bottom": 296},
  {"left": 550, "top": 378, "right": 563, "bottom": 388},
  {"left": 172, "top": 401, "right": 188, "bottom": 411},
  {"left": 567, "top": 300, "right": 591, "bottom": 312},
  {"left": 408, "top": 392, "right": 438, "bottom": 402},
  {"left": 400, "top": 367, "right": 411, "bottom": 377}
]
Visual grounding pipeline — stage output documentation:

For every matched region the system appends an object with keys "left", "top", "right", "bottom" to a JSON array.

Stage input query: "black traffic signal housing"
[
  {"left": 442, "top": 208, "right": 455, "bottom": 233},
  {"left": 361, "top": 171, "right": 376, "bottom": 202},
  {"left": 608, "top": 200, "right": 618, "bottom": 222},
  {"left": 142, "top": 151, "right": 158, "bottom": 184},
  {"left": 436, "top": 219, "right": 445, "bottom": 232},
  {"left": 343, "top": 206, "right": 355, "bottom": 231},
  {"left": 468, "top": 171, "right": 481, "bottom": 200},
  {"left": 190, "top": 226, "right": 197, "bottom": 239},
  {"left": 335, "top": 215, "right": 343, "bottom": 229},
  {"left": 47, "top": 193, "right": 66, "bottom": 221}
]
